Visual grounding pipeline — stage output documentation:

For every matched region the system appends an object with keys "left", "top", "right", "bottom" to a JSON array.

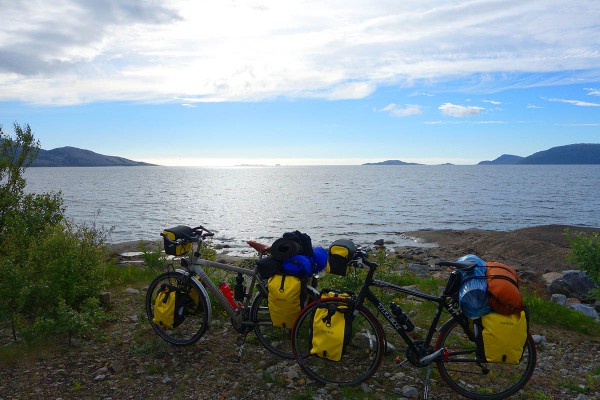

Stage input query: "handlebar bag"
[
  {"left": 152, "top": 283, "right": 188, "bottom": 329},
  {"left": 473, "top": 310, "right": 528, "bottom": 364},
  {"left": 162, "top": 226, "right": 194, "bottom": 256},
  {"left": 326, "top": 239, "right": 356, "bottom": 276},
  {"left": 310, "top": 292, "right": 350, "bottom": 361},
  {"left": 485, "top": 261, "right": 524, "bottom": 315},
  {"left": 267, "top": 274, "right": 307, "bottom": 329}
]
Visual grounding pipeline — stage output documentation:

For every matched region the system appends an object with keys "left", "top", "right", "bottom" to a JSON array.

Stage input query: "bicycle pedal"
[{"left": 395, "top": 356, "right": 407, "bottom": 365}]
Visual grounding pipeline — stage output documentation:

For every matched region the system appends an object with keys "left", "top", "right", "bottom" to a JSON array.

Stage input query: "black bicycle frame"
[{"left": 355, "top": 260, "right": 467, "bottom": 357}]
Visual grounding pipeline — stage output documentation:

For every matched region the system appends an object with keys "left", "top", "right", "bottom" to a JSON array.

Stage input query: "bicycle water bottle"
[
  {"left": 219, "top": 281, "right": 241, "bottom": 310},
  {"left": 234, "top": 273, "right": 245, "bottom": 302},
  {"left": 390, "top": 302, "right": 415, "bottom": 332}
]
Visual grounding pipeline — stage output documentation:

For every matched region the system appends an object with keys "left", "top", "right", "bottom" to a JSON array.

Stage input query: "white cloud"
[
  {"left": 438, "top": 103, "right": 484, "bottom": 117},
  {"left": 482, "top": 99, "right": 501, "bottom": 105},
  {"left": 561, "top": 123, "right": 600, "bottom": 127},
  {"left": 585, "top": 88, "right": 600, "bottom": 96},
  {"left": 425, "top": 120, "right": 505, "bottom": 125},
  {"left": 2, "top": 1, "right": 600, "bottom": 105},
  {"left": 547, "top": 98, "right": 600, "bottom": 107},
  {"left": 409, "top": 91, "right": 435, "bottom": 97},
  {"left": 326, "top": 82, "right": 375, "bottom": 100},
  {"left": 527, "top": 104, "right": 544, "bottom": 109},
  {"left": 379, "top": 103, "right": 423, "bottom": 117}
]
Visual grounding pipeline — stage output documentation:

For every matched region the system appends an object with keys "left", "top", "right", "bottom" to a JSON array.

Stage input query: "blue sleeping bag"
[{"left": 457, "top": 255, "right": 492, "bottom": 319}]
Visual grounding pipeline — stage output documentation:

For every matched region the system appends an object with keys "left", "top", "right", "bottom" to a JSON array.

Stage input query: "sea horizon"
[{"left": 24, "top": 165, "right": 600, "bottom": 250}]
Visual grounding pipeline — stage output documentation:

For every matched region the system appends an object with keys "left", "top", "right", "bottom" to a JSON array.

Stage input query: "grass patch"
[
  {"left": 525, "top": 294, "right": 599, "bottom": 335},
  {"left": 106, "top": 264, "right": 158, "bottom": 289},
  {"left": 519, "top": 389, "right": 554, "bottom": 399},
  {"left": 130, "top": 334, "right": 170, "bottom": 359},
  {"left": 0, "top": 338, "right": 73, "bottom": 368},
  {"left": 291, "top": 390, "right": 315, "bottom": 400}
]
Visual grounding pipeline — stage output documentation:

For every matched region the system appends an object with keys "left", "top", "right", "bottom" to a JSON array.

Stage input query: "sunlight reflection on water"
[{"left": 24, "top": 165, "right": 600, "bottom": 250}]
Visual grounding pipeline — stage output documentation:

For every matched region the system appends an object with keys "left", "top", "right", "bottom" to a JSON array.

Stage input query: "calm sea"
[{"left": 23, "top": 165, "right": 600, "bottom": 253}]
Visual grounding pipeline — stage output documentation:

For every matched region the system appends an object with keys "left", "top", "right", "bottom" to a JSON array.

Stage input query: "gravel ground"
[
  {"left": 1, "top": 225, "right": 599, "bottom": 399},
  {"left": 0, "top": 288, "right": 598, "bottom": 400}
]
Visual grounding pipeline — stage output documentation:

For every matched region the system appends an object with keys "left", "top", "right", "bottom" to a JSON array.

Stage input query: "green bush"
[
  {"left": 8, "top": 222, "right": 112, "bottom": 342},
  {"left": 566, "top": 230, "right": 600, "bottom": 300},
  {"left": 567, "top": 230, "right": 600, "bottom": 282},
  {"left": 0, "top": 123, "right": 111, "bottom": 343},
  {"left": 139, "top": 242, "right": 167, "bottom": 271}
]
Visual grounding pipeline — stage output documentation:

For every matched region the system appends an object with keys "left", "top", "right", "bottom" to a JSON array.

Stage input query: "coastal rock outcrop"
[
  {"left": 548, "top": 270, "right": 598, "bottom": 302},
  {"left": 548, "top": 270, "right": 600, "bottom": 321}
]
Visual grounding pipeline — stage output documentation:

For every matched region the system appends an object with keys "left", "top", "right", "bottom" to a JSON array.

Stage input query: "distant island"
[
  {"left": 363, "top": 160, "right": 422, "bottom": 166},
  {"left": 31, "top": 146, "right": 156, "bottom": 167},
  {"left": 478, "top": 143, "right": 600, "bottom": 165}
]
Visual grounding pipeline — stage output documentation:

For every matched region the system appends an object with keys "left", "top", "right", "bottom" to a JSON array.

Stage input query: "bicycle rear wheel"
[
  {"left": 291, "top": 298, "right": 385, "bottom": 386},
  {"left": 251, "top": 291, "right": 294, "bottom": 359},
  {"left": 146, "top": 271, "right": 209, "bottom": 345},
  {"left": 435, "top": 319, "right": 536, "bottom": 400}
]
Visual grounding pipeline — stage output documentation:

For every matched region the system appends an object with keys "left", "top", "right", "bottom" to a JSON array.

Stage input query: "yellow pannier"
[
  {"left": 477, "top": 310, "right": 528, "bottom": 364},
  {"left": 310, "top": 292, "right": 350, "bottom": 361},
  {"left": 267, "top": 274, "right": 305, "bottom": 329}
]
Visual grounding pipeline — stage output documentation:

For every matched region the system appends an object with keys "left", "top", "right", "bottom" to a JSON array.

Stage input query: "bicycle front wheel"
[
  {"left": 435, "top": 319, "right": 537, "bottom": 400},
  {"left": 291, "top": 298, "right": 385, "bottom": 386},
  {"left": 145, "top": 271, "right": 209, "bottom": 346},
  {"left": 250, "top": 291, "right": 294, "bottom": 359}
]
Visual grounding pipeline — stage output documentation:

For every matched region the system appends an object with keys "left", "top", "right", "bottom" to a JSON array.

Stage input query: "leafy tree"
[
  {"left": 0, "top": 123, "right": 63, "bottom": 339},
  {"left": 0, "top": 123, "right": 109, "bottom": 342},
  {"left": 0, "top": 123, "right": 63, "bottom": 250}
]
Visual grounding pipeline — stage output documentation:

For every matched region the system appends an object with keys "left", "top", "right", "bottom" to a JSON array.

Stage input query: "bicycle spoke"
[
  {"left": 146, "top": 271, "right": 209, "bottom": 346},
  {"left": 436, "top": 319, "right": 536, "bottom": 399}
]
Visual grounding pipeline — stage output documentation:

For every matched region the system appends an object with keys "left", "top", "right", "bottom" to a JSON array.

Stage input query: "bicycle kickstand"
[
  {"left": 423, "top": 364, "right": 432, "bottom": 400},
  {"left": 235, "top": 331, "right": 249, "bottom": 362}
]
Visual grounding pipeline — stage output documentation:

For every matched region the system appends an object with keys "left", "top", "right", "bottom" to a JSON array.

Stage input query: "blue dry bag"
[
  {"left": 457, "top": 255, "right": 492, "bottom": 319},
  {"left": 283, "top": 255, "right": 314, "bottom": 276},
  {"left": 313, "top": 247, "right": 327, "bottom": 273}
]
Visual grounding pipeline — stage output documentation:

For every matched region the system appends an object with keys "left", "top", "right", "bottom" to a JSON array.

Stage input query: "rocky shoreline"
[
  {"left": 399, "top": 224, "right": 600, "bottom": 273},
  {"left": 109, "top": 224, "right": 600, "bottom": 272}
]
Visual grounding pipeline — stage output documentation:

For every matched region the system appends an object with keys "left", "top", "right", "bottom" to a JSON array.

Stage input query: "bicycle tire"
[
  {"left": 250, "top": 291, "right": 295, "bottom": 359},
  {"left": 291, "top": 297, "right": 386, "bottom": 386},
  {"left": 146, "top": 271, "right": 209, "bottom": 346},
  {"left": 435, "top": 318, "right": 537, "bottom": 400}
]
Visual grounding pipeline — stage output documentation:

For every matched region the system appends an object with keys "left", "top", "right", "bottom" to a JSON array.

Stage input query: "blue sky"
[{"left": 1, "top": 0, "right": 599, "bottom": 166}]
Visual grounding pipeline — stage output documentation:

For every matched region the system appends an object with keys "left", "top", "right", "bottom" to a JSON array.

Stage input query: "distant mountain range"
[
  {"left": 478, "top": 143, "right": 600, "bottom": 165},
  {"left": 31, "top": 146, "right": 155, "bottom": 167},
  {"left": 364, "top": 144, "right": 600, "bottom": 166},
  {"left": 28, "top": 143, "right": 600, "bottom": 167}
]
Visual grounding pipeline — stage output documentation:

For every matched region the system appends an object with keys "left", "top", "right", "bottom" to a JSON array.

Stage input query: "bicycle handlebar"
[
  {"left": 192, "top": 225, "right": 215, "bottom": 237},
  {"left": 353, "top": 247, "right": 378, "bottom": 269},
  {"left": 160, "top": 225, "right": 215, "bottom": 246}
]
